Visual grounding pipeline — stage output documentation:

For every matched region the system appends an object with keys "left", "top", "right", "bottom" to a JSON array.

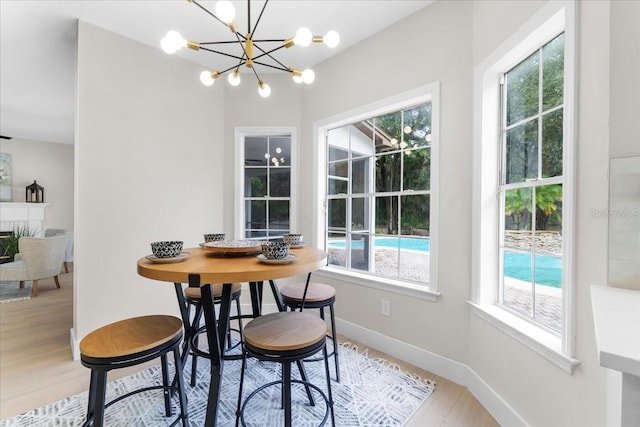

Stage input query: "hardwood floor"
[{"left": 0, "top": 269, "right": 499, "bottom": 426}]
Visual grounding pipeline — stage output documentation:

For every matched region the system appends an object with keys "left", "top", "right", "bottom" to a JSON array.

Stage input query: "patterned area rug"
[
  {"left": 0, "top": 342, "right": 435, "bottom": 426},
  {"left": 0, "top": 281, "right": 31, "bottom": 303}
]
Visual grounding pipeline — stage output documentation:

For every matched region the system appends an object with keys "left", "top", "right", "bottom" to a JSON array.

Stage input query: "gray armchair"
[
  {"left": 44, "top": 228, "right": 74, "bottom": 273},
  {"left": 0, "top": 236, "right": 67, "bottom": 296}
]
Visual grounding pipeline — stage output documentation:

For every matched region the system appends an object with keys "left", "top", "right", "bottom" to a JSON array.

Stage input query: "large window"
[
  {"left": 239, "top": 133, "right": 293, "bottom": 240},
  {"left": 499, "top": 33, "right": 565, "bottom": 332},
  {"left": 473, "top": 2, "right": 578, "bottom": 373},
  {"left": 323, "top": 95, "right": 436, "bottom": 290}
]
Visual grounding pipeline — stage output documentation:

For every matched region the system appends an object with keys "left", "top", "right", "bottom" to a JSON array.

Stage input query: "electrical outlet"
[{"left": 381, "top": 299, "right": 391, "bottom": 317}]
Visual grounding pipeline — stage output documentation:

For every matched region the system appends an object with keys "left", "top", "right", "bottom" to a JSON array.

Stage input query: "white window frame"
[
  {"left": 234, "top": 127, "right": 297, "bottom": 240},
  {"left": 471, "top": 1, "right": 579, "bottom": 374},
  {"left": 313, "top": 83, "right": 440, "bottom": 301}
]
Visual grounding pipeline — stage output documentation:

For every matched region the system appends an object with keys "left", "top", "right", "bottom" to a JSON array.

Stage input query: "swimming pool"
[{"left": 329, "top": 237, "right": 562, "bottom": 287}]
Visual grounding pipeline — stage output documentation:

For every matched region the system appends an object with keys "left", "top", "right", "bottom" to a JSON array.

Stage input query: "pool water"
[{"left": 329, "top": 237, "right": 562, "bottom": 287}]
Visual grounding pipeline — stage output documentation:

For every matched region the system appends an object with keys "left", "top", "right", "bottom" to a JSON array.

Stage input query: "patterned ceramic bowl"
[
  {"left": 282, "top": 233, "right": 303, "bottom": 245},
  {"left": 261, "top": 242, "right": 290, "bottom": 259},
  {"left": 150, "top": 241, "right": 183, "bottom": 258},
  {"left": 204, "top": 233, "right": 226, "bottom": 243}
]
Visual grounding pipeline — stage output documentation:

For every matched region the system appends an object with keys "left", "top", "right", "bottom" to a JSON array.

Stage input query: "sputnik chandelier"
[{"left": 161, "top": 0, "right": 340, "bottom": 97}]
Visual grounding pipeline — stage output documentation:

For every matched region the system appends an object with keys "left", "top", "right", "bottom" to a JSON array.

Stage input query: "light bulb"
[
  {"left": 276, "top": 147, "right": 282, "bottom": 154},
  {"left": 390, "top": 138, "right": 398, "bottom": 145},
  {"left": 215, "top": 1, "right": 236, "bottom": 24},
  {"left": 404, "top": 125, "right": 412, "bottom": 134},
  {"left": 265, "top": 153, "right": 270, "bottom": 159},
  {"left": 301, "top": 68, "right": 315, "bottom": 84},
  {"left": 293, "top": 27, "right": 312, "bottom": 47},
  {"left": 161, "top": 30, "right": 185, "bottom": 54},
  {"left": 292, "top": 74, "right": 303, "bottom": 84},
  {"left": 425, "top": 134, "right": 432, "bottom": 142},
  {"left": 200, "top": 71, "right": 215, "bottom": 86},
  {"left": 324, "top": 30, "right": 340, "bottom": 48},
  {"left": 258, "top": 81, "right": 271, "bottom": 98},
  {"left": 228, "top": 70, "right": 241, "bottom": 86}
]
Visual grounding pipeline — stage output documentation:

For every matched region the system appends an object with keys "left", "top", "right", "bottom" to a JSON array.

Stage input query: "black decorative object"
[{"left": 26, "top": 180, "right": 44, "bottom": 203}]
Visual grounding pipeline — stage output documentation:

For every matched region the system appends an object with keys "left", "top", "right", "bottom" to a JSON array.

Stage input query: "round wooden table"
[
  {"left": 137, "top": 246, "right": 327, "bottom": 285},
  {"left": 137, "top": 245, "right": 327, "bottom": 426}
]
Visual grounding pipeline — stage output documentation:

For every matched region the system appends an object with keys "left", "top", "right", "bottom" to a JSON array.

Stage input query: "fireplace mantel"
[{"left": 0, "top": 202, "right": 49, "bottom": 236}]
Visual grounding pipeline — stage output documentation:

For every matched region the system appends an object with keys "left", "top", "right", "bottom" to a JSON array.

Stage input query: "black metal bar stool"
[
  {"left": 185, "top": 282, "right": 244, "bottom": 385},
  {"left": 280, "top": 282, "right": 340, "bottom": 382},
  {"left": 236, "top": 311, "right": 335, "bottom": 427},
  {"left": 79, "top": 315, "right": 188, "bottom": 427}
]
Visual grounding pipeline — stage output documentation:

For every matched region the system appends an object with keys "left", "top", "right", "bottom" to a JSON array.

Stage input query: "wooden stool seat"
[
  {"left": 238, "top": 311, "right": 335, "bottom": 427},
  {"left": 244, "top": 311, "right": 327, "bottom": 352},
  {"left": 184, "top": 282, "right": 241, "bottom": 300},
  {"left": 80, "top": 315, "right": 182, "bottom": 359},
  {"left": 80, "top": 315, "right": 188, "bottom": 427},
  {"left": 280, "top": 282, "right": 335, "bottom": 303}
]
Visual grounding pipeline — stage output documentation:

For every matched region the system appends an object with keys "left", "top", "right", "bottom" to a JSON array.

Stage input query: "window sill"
[
  {"left": 469, "top": 301, "right": 580, "bottom": 374},
  {"left": 316, "top": 266, "right": 440, "bottom": 302}
]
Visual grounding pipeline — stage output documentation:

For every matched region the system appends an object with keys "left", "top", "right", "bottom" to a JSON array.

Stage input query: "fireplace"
[{"left": 0, "top": 231, "right": 13, "bottom": 264}]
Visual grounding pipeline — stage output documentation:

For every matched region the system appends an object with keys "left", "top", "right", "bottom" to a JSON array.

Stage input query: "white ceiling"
[{"left": 0, "top": 0, "right": 432, "bottom": 144}]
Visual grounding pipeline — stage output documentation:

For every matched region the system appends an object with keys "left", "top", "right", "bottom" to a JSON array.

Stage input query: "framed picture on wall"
[{"left": 0, "top": 153, "right": 12, "bottom": 202}]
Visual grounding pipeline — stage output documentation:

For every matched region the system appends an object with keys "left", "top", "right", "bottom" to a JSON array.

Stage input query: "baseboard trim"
[
  {"left": 335, "top": 317, "right": 528, "bottom": 427},
  {"left": 70, "top": 327, "right": 79, "bottom": 360}
]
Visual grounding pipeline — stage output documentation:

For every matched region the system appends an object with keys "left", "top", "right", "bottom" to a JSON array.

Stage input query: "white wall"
[
  {"left": 74, "top": 21, "right": 225, "bottom": 340},
  {"left": 0, "top": 138, "right": 73, "bottom": 231},
  {"left": 297, "top": 1, "right": 612, "bottom": 425}
]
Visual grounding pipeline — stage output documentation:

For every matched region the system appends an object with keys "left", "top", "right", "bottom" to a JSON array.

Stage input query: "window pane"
[
  {"left": 350, "top": 124, "right": 374, "bottom": 159},
  {"left": 403, "top": 148, "right": 431, "bottom": 191},
  {"left": 269, "top": 137, "right": 291, "bottom": 166},
  {"left": 534, "top": 253, "right": 563, "bottom": 331},
  {"left": 399, "top": 238, "right": 429, "bottom": 283},
  {"left": 352, "top": 158, "right": 369, "bottom": 194},
  {"left": 351, "top": 197, "right": 368, "bottom": 231},
  {"left": 268, "top": 229, "right": 287, "bottom": 239},
  {"left": 374, "top": 112, "right": 401, "bottom": 154},
  {"left": 504, "top": 188, "right": 533, "bottom": 249},
  {"left": 268, "top": 200, "right": 289, "bottom": 230},
  {"left": 245, "top": 137, "right": 268, "bottom": 166},
  {"left": 374, "top": 236, "right": 399, "bottom": 279},
  {"left": 376, "top": 196, "right": 398, "bottom": 235},
  {"left": 328, "top": 233, "right": 346, "bottom": 267},
  {"left": 542, "top": 109, "right": 563, "bottom": 178},
  {"left": 350, "top": 233, "right": 369, "bottom": 271},
  {"left": 328, "top": 199, "right": 346, "bottom": 229},
  {"left": 270, "top": 167, "right": 290, "bottom": 197},
  {"left": 401, "top": 194, "right": 430, "bottom": 236},
  {"left": 543, "top": 34, "right": 564, "bottom": 110},
  {"left": 502, "top": 249, "right": 533, "bottom": 317},
  {"left": 534, "top": 184, "right": 563, "bottom": 256},
  {"left": 328, "top": 178, "right": 347, "bottom": 195},
  {"left": 376, "top": 153, "right": 401, "bottom": 192},
  {"left": 402, "top": 105, "right": 432, "bottom": 149},
  {"left": 505, "top": 120, "right": 538, "bottom": 184},
  {"left": 245, "top": 230, "right": 267, "bottom": 239},
  {"left": 245, "top": 168, "right": 267, "bottom": 197},
  {"left": 246, "top": 200, "right": 266, "bottom": 229},
  {"left": 328, "top": 161, "right": 348, "bottom": 178},
  {"left": 506, "top": 53, "right": 539, "bottom": 125},
  {"left": 328, "top": 145, "right": 348, "bottom": 162},
  {"left": 328, "top": 127, "right": 350, "bottom": 160}
]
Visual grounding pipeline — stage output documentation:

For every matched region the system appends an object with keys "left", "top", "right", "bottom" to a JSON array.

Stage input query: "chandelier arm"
[
  {"left": 200, "top": 40, "right": 246, "bottom": 45},
  {"left": 251, "top": 60, "right": 291, "bottom": 73},
  {"left": 251, "top": 0, "right": 270, "bottom": 35},
  {"left": 250, "top": 39, "right": 287, "bottom": 43},
  {"left": 200, "top": 46, "right": 247, "bottom": 61},
  {"left": 251, "top": 44, "right": 289, "bottom": 71},
  {"left": 190, "top": 0, "right": 228, "bottom": 28}
]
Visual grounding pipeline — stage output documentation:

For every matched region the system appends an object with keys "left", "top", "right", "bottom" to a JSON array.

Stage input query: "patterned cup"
[
  {"left": 204, "top": 233, "right": 226, "bottom": 243},
  {"left": 282, "top": 233, "right": 303, "bottom": 245},
  {"left": 151, "top": 241, "right": 183, "bottom": 258},
  {"left": 261, "top": 242, "right": 290, "bottom": 259}
]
